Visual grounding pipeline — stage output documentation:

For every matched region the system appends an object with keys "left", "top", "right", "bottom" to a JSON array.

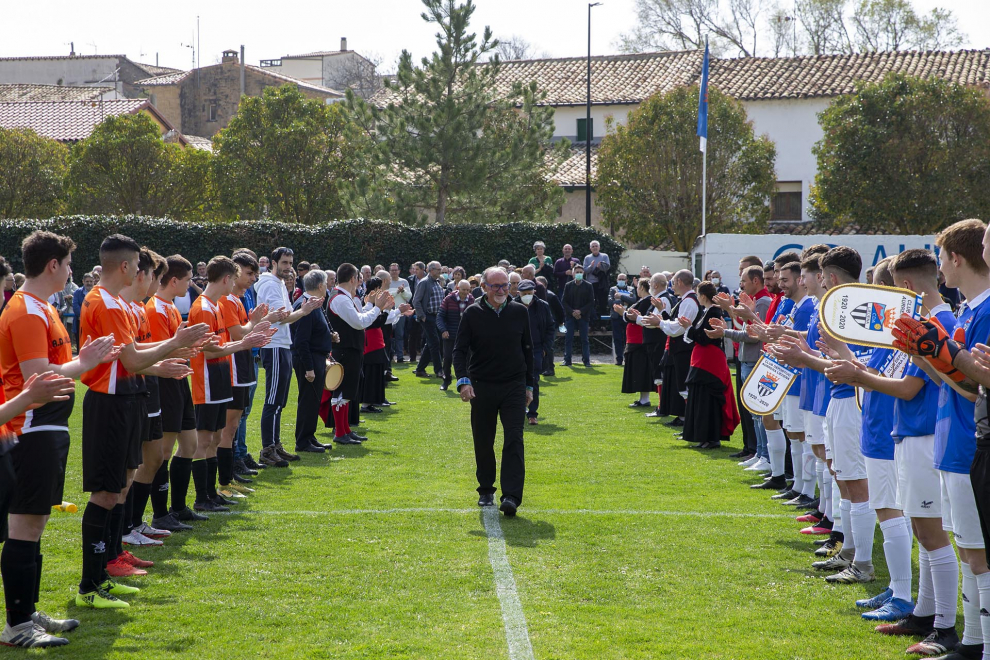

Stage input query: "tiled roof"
[
  {"left": 282, "top": 50, "right": 350, "bottom": 59},
  {"left": 130, "top": 61, "right": 183, "bottom": 79},
  {"left": 0, "top": 84, "right": 113, "bottom": 102},
  {"left": 552, "top": 146, "right": 598, "bottom": 187},
  {"left": 0, "top": 99, "right": 152, "bottom": 141},
  {"left": 710, "top": 49, "right": 990, "bottom": 100},
  {"left": 766, "top": 221, "right": 896, "bottom": 236},
  {"left": 0, "top": 54, "right": 126, "bottom": 61},
  {"left": 183, "top": 134, "right": 213, "bottom": 151},
  {"left": 134, "top": 64, "right": 343, "bottom": 96}
]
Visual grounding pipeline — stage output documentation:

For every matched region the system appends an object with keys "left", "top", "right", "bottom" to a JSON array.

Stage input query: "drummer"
[{"left": 289, "top": 269, "right": 337, "bottom": 453}]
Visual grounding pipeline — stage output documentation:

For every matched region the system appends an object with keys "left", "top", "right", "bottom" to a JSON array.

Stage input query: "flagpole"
[
  {"left": 697, "top": 37, "right": 710, "bottom": 277},
  {"left": 702, "top": 135, "right": 707, "bottom": 275}
]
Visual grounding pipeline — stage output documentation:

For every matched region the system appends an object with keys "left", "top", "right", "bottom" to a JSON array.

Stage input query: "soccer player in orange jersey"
[
  {"left": 187, "top": 256, "right": 274, "bottom": 513},
  {"left": 77, "top": 235, "right": 209, "bottom": 610},
  {"left": 0, "top": 231, "right": 119, "bottom": 647}
]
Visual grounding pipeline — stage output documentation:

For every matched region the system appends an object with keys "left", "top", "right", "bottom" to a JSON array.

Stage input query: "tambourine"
[{"left": 324, "top": 358, "right": 345, "bottom": 391}]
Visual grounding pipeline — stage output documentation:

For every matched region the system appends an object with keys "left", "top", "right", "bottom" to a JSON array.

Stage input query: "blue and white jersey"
[
  {"left": 783, "top": 296, "right": 815, "bottom": 397},
  {"left": 893, "top": 304, "right": 955, "bottom": 442},
  {"left": 860, "top": 348, "right": 897, "bottom": 459},
  {"left": 935, "top": 291, "right": 990, "bottom": 474},
  {"left": 800, "top": 306, "right": 822, "bottom": 413}
]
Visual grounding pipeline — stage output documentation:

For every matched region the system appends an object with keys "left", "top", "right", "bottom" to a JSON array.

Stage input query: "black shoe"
[
  {"left": 645, "top": 411, "right": 665, "bottom": 418},
  {"left": 561, "top": 361, "right": 572, "bottom": 367},
  {"left": 786, "top": 494, "right": 816, "bottom": 507},
  {"left": 296, "top": 443, "right": 325, "bottom": 453},
  {"left": 542, "top": 369, "right": 555, "bottom": 377},
  {"left": 500, "top": 496, "right": 519, "bottom": 517},
  {"left": 334, "top": 435, "right": 361, "bottom": 445},
  {"left": 478, "top": 493, "right": 495, "bottom": 507},
  {"left": 729, "top": 450, "right": 750, "bottom": 459},
  {"left": 233, "top": 459, "right": 258, "bottom": 477},
  {"left": 413, "top": 370, "right": 430, "bottom": 377},
  {"left": 752, "top": 476, "right": 787, "bottom": 490},
  {"left": 348, "top": 431, "right": 367, "bottom": 442},
  {"left": 387, "top": 374, "right": 400, "bottom": 382},
  {"left": 771, "top": 489, "right": 801, "bottom": 500},
  {"left": 244, "top": 454, "right": 265, "bottom": 470},
  {"left": 212, "top": 493, "right": 237, "bottom": 506},
  {"left": 440, "top": 381, "right": 450, "bottom": 391},
  {"left": 152, "top": 513, "right": 193, "bottom": 531},
  {"left": 193, "top": 500, "right": 229, "bottom": 513},
  {"left": 798, "top": 498, "right": 821, "bottom": 510},
  {"left": 698, "top": 441, "right": 721, "bottom": 449},
  {"left": 311, "top": 439, "right": 333, "bottom": 451},
  {"left": 664, "top": 418, "right": 684, "bottom": 427},
  {"left": 361, "top": 405, "right": 383, "bottom": 413},
  {"left": 875, "top": 613, "right": 935, "bottom": 637},
  {"left": 171, "top": 506, "right": 208, "bottom": 521},
  {"left": 583, "top": 362, "right": 591, "bottom": 367},
  {"left": 906, "top": 627, "right": 959, "bottom": 655},
  {"left": 629, "top": 401, "right": 651, "bottom": 408},
  {"left": 232, "top": 472, "right": 253, "bottom": 483},
  {"left": 382, "top": 400, "right": 397, "bottom": 406}
]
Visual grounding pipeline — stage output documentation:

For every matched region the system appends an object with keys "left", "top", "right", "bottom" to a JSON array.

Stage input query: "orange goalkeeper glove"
[{"left": 893, "top": 315, "right": 965, "bottom": 382}]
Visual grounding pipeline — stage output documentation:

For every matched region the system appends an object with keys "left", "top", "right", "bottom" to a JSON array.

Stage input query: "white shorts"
[
  {"left": 895, "top": 436, "right": 941, "bottom": 518},
  {"left": 804, "top": 410, "right": 825, "bottom": 446},
  {"left": 781, "top": 396, "right": 805, "bottom": 434},
  {"left": 940, "top": 471, "right": 985, "bottom": 549},
  {"left": 826, "top": 397, "right": 866, "bottom": 481},
  {"left": 865, "top": 457, "right": 901, "bottom": 511}
]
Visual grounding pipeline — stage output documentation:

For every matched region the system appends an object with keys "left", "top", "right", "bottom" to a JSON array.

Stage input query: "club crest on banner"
[
  {"left": 741, "top": 353, "right": 800, "bottom": 416},
  {"left": 819, "top": 283, "right": 923, "bottom": 348}
]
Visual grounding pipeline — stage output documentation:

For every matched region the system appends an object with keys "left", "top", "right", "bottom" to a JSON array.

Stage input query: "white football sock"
[
  {"left": 849, "top": 501, "right": 876, "bottom": 568},
  {"left": 880, "top": 517, "right": 912, "bottom": 602},
  {"left": 838, "top": 499, "right": 853, "bottom": 559},
  {"left": 962, "top": 563, "right": 982, "bottom": 645},
  {"left": 821, "top": 467, "right": 833, "bottom": 518},
  {"left": 802, "top": 446, "right": 818, "bottom": 498},
  {"left": 914, "top": 547, "right": 935, "bottom": 617},
  {"left": 927, "top": 544, "right": 959, "bottom": 629},
  {"left": 767, "top": 428, "right": 787, "bottom": 477},
  {"left": 790, "top": 439, "right": 803, "bottom": 488},
  {"left": 975, "top": 571, "right": 990, "bottom": 659}
]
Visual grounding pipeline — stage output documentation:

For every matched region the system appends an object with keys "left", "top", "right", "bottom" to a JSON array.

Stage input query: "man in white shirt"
[{"left": 252, "top": 247, "right": 323, "bottom": 467}]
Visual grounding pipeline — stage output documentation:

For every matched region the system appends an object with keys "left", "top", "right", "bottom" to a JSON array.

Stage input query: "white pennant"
[
  {"left": 819, "top": 283, "right": 923, "bottom": 348},
  {"left": 740, "top": 353, "right": 801, "bottom": 416}
]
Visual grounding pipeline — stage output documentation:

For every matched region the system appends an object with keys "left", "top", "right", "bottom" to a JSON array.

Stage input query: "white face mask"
[
  {"left": 712, "top": 277, "right": 721, "bottom": 285},
  {"left": 521, "top": 294, "right": 534, "bottom": 305}
]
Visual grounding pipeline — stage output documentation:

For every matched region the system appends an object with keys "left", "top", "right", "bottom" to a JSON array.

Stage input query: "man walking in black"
[{"left": 454, "top": 267, "right": 535, "bottom": 517}]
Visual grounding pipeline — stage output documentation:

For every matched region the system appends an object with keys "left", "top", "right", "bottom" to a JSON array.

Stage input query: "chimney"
[
  {"left": 340, "top": 37, "right": 347, "bottom": 52},
  {"left": 222, "top": 49, "right": 238, "bottom": 64},
  {"left": 240, "top": 45, "right": 245, "bottom": 96},
  {"left": 69, "top": 42, "right": 75, "bottom": 57}
]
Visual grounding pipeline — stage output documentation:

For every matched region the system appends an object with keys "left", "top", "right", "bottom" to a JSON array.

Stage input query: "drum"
[{"left": 324, "top": 359, "right": 345, "bottom": 391}]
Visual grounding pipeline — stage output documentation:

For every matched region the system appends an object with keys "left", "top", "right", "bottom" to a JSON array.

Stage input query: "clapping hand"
[
  {"left": 676, "top": 316, "right": 692, "bottom": 329},
  {"left": 302, "top": 296, "right": 324, "bottom": 315},
  {"left": 77, "top": 335, "right": 118, "bottom": 370},
  {"left": 705, "top": 317, "right": 726, "bottom": 339},
  {"left": 23, "top": 371, "right": 75, "bottom": 408},
  {"left": 249, "top": 303, "right": 270, "bottom": 324},
  {"left": 265, "top": 307, "right": 290, "bottom": 324},
  {"left": 612, "top": 303, "right": 626, "bottom": 314},
  {"left": 824, "top": 359, "right": 864, "bottom": 385},
  {"left": 713, "top": 292, "right": 734, "bottom": 312}
]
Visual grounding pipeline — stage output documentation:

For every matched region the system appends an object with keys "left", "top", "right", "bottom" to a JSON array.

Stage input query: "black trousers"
[
  {"left": 470, "top": 380, "right": 526, "bottom": 504},
  {"left": 406, "top": 316, "right": 423, "bottom": 361},
  {"left": 294, "top": 355, "right": 325, "bottom": 449},
  {"left": 442, "top": 335, "right": 455, "bottom": 383},
  {"left": 260, "top": 347, "right": 293, "bottom": 448},
  {"left": 734, "top": 357, "right": 756, "bottom": 453},
  {"left": 610, "top": 317, "right": 626, "bottom": 365},
  {"left": 416, "top": 315, "right": 442, "bottom": 375}
]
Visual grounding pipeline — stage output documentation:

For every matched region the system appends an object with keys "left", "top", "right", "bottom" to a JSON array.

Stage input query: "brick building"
[{"left": 135, "top": 49, "right": 343, "bottom": 137}]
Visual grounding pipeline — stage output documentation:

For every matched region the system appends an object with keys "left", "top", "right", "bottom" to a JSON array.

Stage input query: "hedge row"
[{"left": 0, "top": 217, "right": 625, "bottom": 282}]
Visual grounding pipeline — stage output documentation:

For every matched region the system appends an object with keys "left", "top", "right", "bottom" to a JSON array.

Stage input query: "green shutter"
[{"left": 577, "top": 118, "right": 593, "bottom": 142}]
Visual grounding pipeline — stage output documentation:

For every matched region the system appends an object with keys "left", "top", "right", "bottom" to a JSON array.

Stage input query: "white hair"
[{"left": 303, "top": 269, "right": 327, "bottom": 291}]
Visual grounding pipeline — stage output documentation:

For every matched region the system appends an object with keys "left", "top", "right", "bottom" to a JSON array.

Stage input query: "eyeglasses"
[{"left": 488, "top": 283, "right": 510, "bottom": 291}]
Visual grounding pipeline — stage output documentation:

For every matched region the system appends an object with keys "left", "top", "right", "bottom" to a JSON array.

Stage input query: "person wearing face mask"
[
  {"left": 516, "top": 280, "right": 554, "bottom": 425},
  {"left": 561, "top": 265, "right": 595, "bottom": 367},
  {"left": 437, "top": 280, "right": 475, "bottom": 391},
  {"left": 710, "top": 271, "right": 730, "bottom": 296},
  {"left": 608, "top": 274, "right": 636, "bottom": 366}
]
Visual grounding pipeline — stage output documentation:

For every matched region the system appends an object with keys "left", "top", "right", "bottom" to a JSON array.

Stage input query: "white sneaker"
[
  {"left": 0, "top": 621, "right": 68, "bottom": 647},
  {"left": 133, "top": 521, "right": 170, "bottom": 539},
  {"left": 122, "top": 530, "right": 163, "bottom": 547},
  {"left": 744, "top": 457, "right": 771, "bottom": 472},
  {"left": 31, "top": 611, "right": 79, "bottom": 633},
  {"left": 739, "top": 456, "right": 761, "bottom": 467}
]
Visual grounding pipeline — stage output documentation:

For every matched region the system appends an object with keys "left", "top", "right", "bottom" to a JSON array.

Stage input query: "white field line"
[
  {"left": 483, "top": 506, "right": 536, "bottom": 660},
  {"left": 216, "top": 508, "right": 793, "bottom": 519}
]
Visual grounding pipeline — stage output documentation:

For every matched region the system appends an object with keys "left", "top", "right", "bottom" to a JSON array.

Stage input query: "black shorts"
[
  {"left": 230, "top": 386, "right": 250, "bottom": 412},
  {"left": 0, "top": 448, "right": 14, "bottom": 540},
  {"left": 147, "top": 414, "right": 164, "bottom": 441},
  {"left": 7, "top": 430, "right": 70, "bottom": 515},
  {"left": 160, "top": 377, "right": 195, "bottom": 433},
  {"left": 195, "top": 402, "right": 228, "bottom": 432},
  {"left": 82, "top": 391, "right": 144, "bottom": 494}
]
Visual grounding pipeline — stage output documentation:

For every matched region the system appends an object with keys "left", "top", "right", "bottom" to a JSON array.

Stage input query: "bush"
[{"left": 0, "top": 216, "right": 624, "bottom": 281}]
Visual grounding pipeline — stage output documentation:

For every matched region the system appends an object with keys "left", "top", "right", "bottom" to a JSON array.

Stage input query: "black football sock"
[
  {"left": 206, "top": 456, "right": 219, "bottom": 498},
  {"left": 170, "top": 456, "right": 192, "bottom": 511},
  {"left": 150, "top": 461, "right": 170, "bottom": 519},
  {"left": 1, "top": 538, "right": 37, "bottom": 626},
  {"left": 108, "top": 503, "right": 124, "bottom": 561},
  {"left": 130, "top": 480, "right": 152, "bottom": 529},
  {"left": 80, "top": 502, "right": 111, "bottom": 592},
  {"left": 123, "top": 488, "right": 135, "bottom": 533},
  {"left": 216, "top": 447, "right": 234, "bottom": 487},
  {"left": 33, "top": 542, "right": 43, "bottom": 608},
  {"left": 191, "top": 459, "right": 208, "bottom": 504}
]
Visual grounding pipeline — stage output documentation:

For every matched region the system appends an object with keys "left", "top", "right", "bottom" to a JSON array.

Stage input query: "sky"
[{"left": 1, "top": 0, "right": 988, "bottom": 72}]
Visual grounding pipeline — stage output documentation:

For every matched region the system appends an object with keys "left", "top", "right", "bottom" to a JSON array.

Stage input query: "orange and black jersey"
[
  {"left": 147, "top": 295, "right": 181, "bottom": 343},
  {"left": 188, "top": 294, "right": 232, "bottom": 405},
  {"left": 80, "top": 286, "right": 144, "bottom": 396},
  {"left": 0, "top": 291, "right": 74, "bottom": 435},
  {"left": 219, "top": 294, "right": 256, "bottom": 387}
]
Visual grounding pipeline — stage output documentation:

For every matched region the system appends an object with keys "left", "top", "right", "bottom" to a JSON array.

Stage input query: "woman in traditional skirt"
[
  {"left": 679, "top": 282, "right": 740, "bottom": 449},
  {"left": 359, "top": 277, "right": 395, "bottom": 413},
  {"left": 619, "top": 279, "right": 654, "bottom": 407}
]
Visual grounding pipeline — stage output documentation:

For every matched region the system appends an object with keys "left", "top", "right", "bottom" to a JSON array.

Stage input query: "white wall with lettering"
[{"left": 693, "top": 233, "right": 938, "bottom": 289}]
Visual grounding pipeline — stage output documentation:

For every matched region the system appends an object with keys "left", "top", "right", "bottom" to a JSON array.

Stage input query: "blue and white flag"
[{"left": 697, "top": 39, "right": 709, "bottom": 153}]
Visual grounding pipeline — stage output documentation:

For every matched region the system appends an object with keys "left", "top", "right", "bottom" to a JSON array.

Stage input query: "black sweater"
[
  {"left": 453, "top": 298, "right": 535, "bottom": 388},
  {"left": 290, "top": 294, "right": 336, "bottom": 370},
  {"left": 561, "top": 280, "right": 596, "bottom": 320}
]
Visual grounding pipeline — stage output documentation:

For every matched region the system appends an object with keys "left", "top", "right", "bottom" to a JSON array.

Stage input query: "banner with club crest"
[
  {"left": 819, "top": 283, "right": 923, "bottom": 348},
  {"left": 856, "top": 348, "right": 908, "bottom": 411},
  {"left": 740, "top": 353, "right": 801, "bottom": 416}
]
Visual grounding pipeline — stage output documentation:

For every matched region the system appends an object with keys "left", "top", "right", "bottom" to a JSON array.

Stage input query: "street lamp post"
[{"left": 586, "top": 2, "right": 601, "bottom": 228}]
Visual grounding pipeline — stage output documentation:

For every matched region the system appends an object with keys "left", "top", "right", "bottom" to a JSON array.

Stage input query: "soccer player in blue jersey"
[
  {"left": 894, "top": 220, "right": 990, "bottom": 659},
  {"left": 774, "top": 247, "right": 877, "bottom": 584}
]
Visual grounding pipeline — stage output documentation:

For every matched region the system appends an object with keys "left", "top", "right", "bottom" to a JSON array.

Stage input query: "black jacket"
[
  {"left": 562, "top": 280, "right": 595, "bottom": 321},
  {"left": 453, "top": 299, "right": 535, "bottom": 388},
  {"left": 517, "top": 296, "right": 555, "bottom": 350},
  {"left": 290, "top": 294, "right": 335, "bottom": 370},
  {"left": 545, "top": 290, "right": 564, "bottom": 325}
]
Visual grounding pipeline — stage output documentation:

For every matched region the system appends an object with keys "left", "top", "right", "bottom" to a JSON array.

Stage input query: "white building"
[
  {"left": 0, "top": 52, "right": 182, "bottom": 99},
  {"left": 260, "top": 38, "right": 378, "bottom": 98}
]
